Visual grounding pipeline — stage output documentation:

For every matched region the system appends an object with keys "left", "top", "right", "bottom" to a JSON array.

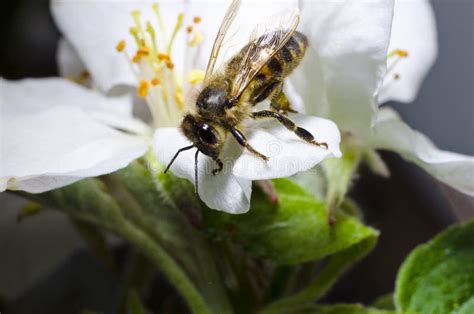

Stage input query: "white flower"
[
  {"left": 0, "top": 0, "right": 342, "bottom": 214},
  {"left": 291, "top": 0, "right": 474, "bottom": 196}
]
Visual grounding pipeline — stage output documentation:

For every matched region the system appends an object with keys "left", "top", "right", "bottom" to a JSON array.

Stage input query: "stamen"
[
  {"left": 116, "top": 40, "right": 126, "bottom": 52},
  {"left": 158, "top": 53, "right": 171, "bottom": 62},
  {"left": 131, "top": 10, "right": 147, "bottom": 40},
  {"left": 167, "top": 12, "right": 184, "bottom": 53},
  {"left": 138, "top": 80, "right": 149, "bottom": 97},
  {"left": 129, "top": 27, "right": 141, "bottom": 47},
  {"left": 187, "top": 25, "right": 194, "bottom": 33},
  {"left": 193, "top": 16, "right": 202, "bottom": 24},
  {"left": 187, "top": 69, "right": 205, "bottom": 84},
  {"left": 165, "top": 61, "right": 175, "bottom": 70},
  {"left": 146, "top": 22, "right": 159, "bottom": 54},
  {"left": 188, "top": 29, "right": 203, "bottom": 47},
  {"left": 151, "top": 77, "right": 161, "bottom": 86}
]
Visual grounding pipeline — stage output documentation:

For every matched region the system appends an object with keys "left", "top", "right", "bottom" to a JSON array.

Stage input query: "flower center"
[{"left": 116, "top": 3, "right": 206, "bottom": 128}]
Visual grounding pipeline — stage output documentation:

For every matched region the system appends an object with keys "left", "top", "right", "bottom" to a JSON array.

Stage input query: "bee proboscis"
[{"left": 165, "top": 0, "right": 328, "bottom": 195}]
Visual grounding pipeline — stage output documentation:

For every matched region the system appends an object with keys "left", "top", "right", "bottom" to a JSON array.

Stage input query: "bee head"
[{"left": 181, "top": 113, "right": 225, "bottom": 158}]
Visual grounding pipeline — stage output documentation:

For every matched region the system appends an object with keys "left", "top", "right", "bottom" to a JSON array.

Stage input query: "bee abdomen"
[{"left": 263, "top": 31, "right": 307, "bottom": 77}]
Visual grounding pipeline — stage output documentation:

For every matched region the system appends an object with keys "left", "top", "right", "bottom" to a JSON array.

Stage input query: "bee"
[{"left": 165, "top": 0, "right": 328, "bottom": 194}]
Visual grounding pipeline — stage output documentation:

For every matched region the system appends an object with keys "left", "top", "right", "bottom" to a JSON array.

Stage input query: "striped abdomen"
[{"left": 259, "top": 31, "right": 308, "bottom": 78}]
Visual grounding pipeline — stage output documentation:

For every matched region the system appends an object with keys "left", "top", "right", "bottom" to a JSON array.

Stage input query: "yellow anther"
[
  {"left": 193, "top": 16, "right": 202, "bottom": 24},
  {"left": 137, "top": 46, "right": 150, "bottom": 56},
  {"left": 186, "top": 25, "right": 194, "bottom": 34},
  {"left": 116, "top": 40, "right": 126, "bottom": 52},
  {"left": 158, "top": 53, "right": 170, "bottom": 62},
  {"left": 151, "top": 77, "right": 161, "bottom": 86},
  {"left": 132, "top": 53, "right": 142, "bottom": 63},
  {"left": 165, "top": 60, "right": 175, "bottom": 70},
  {"left": 138, "top": 80, "right": 149, "bottom": 97},
  {"left": 188, "top": 29, "right": 203, "bottom": 47},
  {"left": 388, "top": 49, "right": 409, "bottom": 58},
  {"left": 187, "top": 69, "right": 205, "bottom": 84}
]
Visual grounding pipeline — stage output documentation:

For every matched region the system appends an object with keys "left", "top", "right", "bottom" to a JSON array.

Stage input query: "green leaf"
[
  {"left": 395, "top": 220, "right": 474, "bottom": 314},
  {"left": 372, "top": 294, "right": 395, "bottom": 311},
  {"left": 204, "top": 178, "right": 377, "bottom": 265},
  {"left": 261, "top": 230, "right": 377, "bottom": 312},
  {"left": 260, "top": 303, "right": 397, "bottom": 314}
]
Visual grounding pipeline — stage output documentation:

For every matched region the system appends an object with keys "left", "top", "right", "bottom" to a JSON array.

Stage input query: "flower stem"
[{"left": 112, "top": 216, "right": 211, "bottom": 314}]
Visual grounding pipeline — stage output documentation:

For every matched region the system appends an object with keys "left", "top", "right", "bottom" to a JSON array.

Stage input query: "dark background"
[{"left": 1, "top": 0, "right": 473, "bottom": 312}]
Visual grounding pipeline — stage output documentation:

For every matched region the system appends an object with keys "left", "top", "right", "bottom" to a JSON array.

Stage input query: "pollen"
[
  {"left": 186, "top": 25, "right": 194, "bottom": 33},
  {"left": 158, "top": 53, "right": 170, "bottom": 62},
  {"left": 116, "top": 40, "right": 126, "bottom": 52},
  {"left": 165, "top": 60, "right": 174, "bottom": 70},
  {"left": 187, "top": 69, "right": 205, "bottom": 84},
  {"left": 151, "top": 77, "right": 161, "bottom": 86},
  {"left": 138, "top": 80, "right": 149, "bottom": 97},
  {"left": 193, "top": 16, "right": 202, "bottom": 24},
  {"left": 388, "top": 49, "right": 409, "bottom": 58}
]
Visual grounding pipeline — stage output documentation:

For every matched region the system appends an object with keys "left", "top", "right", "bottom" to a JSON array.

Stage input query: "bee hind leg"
[
  {"left": 267, "top": 81, "right": 298, "bottom": 114},
  {"left": 270, "top": 89, "right": 298, "bottom": 114},
  {"left": 252, "top": 110, "right": 328, "bottom": 149},
  {"left": 230, "top": 127, "right": 269, "bottom": 162}
]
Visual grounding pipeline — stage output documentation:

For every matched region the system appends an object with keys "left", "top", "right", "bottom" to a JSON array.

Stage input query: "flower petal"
[
  {"left": 2, "top": 78, "right": 150, "bottom": 135},
  {"left": 379, "top": 0, "right": 438, "bottom": 104},
  {"left": 51, "top": 0, "right": 187, "bottom": 93},
  {"left": 153, "top": 128, "right": 251, "bottom": 214},
  {"left": 57, "top": 38, "right": 86, "bottom": 79},
  {"left": 1, "top": 105, "right": 148, "bottom": 193},
  {"left": 370, "top": 107, "right": 474, "bottom": 196},
  {"left": 233, "top": 113, "right": 341, "bottom": 180},
  {"left": 293, "top": 0, "right": 394, "bottom": 137}
]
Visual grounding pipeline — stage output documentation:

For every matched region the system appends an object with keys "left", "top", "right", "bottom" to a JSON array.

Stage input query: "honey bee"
[{"left": 165, "top": 0, "right": 327, "bottom": 194}]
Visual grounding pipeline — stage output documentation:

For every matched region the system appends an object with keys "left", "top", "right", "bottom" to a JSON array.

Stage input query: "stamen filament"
[{"left": 167, "top": 13, "right": 184, "bottom": 54}]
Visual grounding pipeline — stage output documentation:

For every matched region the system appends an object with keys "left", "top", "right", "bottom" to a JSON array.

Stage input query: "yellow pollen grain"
[
  {"left": 138, "top": 46, "right": 150, "bottom": 56},
  {"left": 187, "top": 69, "right": 205, "bottom": 84},
  {"left": 193, "top": 16, "right": 202, "bottom": 24},
  {"left": 388, "top": 49, "right": 409, "bottom": 59},
  {"left": 186, "top": 25, "right": 194, "bottom": 33},
  {"left": 138, "top": 80, "right": 149, "bottom": 97},
  {"left": 151, "top": 77, "right": 161, "bottom": 86},
  {"left": 132, "top": 53, "right": 142, "bottom": 63},
  {"left": 165, "top": 60, "right": 175, "bottom": 70},
  {"left": 158, "top": 53, "right": 170, "bottom": 61},
  {"left": 116, "top": 40, "right": 126, "bottom": 52}
]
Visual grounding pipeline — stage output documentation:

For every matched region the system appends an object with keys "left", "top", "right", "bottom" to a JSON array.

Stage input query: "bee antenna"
[
  {"left": 194, "top": 149, "right": 200, "bottom": 198},
  {"left": 164, "top": 144, "right": 195, "bottom": 173}
]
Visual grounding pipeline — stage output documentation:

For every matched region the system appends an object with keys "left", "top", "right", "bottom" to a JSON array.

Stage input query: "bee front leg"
[
  {"left": 230, "top": 127, "right": 269, "bottom": 162},
  {"left": 252, "top": 110, "right": 328, "bottom": 149},
  {"left": 212, "top": 158, "right": 223, "bottom": 175}
]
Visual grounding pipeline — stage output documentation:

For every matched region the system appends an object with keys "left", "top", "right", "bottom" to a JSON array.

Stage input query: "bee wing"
[
  {"left": 203, "top": 0, "right": 242, "bottom": 83},
  {"left": 230, "top": 11, "right": 300, "bottom": 98}
]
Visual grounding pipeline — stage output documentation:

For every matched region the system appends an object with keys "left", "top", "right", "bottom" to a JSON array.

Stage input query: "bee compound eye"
[{"left": 198, "top": 124, "right": 218, "bottom": 145}]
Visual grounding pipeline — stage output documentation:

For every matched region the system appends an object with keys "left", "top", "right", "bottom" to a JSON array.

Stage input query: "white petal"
[
  {"left": 0, "top": 105, "right": 148, "bottom": 193},
  {"left": 233, "top": 114, "right": 341, "bottom": 180},
  {"left": 293, "top": 0, "right": 394, "bottom": 138},
  {"left": 51, "top": 0, "right": 187, "bottom": 93},
  {"left": 2, "top": 78, "right": 150, "bottom": 135},
  {"left": 370, "top": 107, "right": 474, "bottom": 196},
  {"left": 379, "top": 0, "right": 438, "bottom": 104},
  {"left": 57, "top": 38, "right": 86, "bottom": 79},
  {"left": 153, "top": 128, "right": 251, "bottom": 214}
]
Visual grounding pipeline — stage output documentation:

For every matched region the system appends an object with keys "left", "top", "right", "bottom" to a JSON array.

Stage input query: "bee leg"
[
  {"left": 265, "top": 81, "right": 297, "bottom": 114},
  {"left": 252, "top": 110, "right": 328, "bottom": 149},
  {"left": 230, "top": 127, "right": 269, "bottom": 162},
  {"left": 212, "top": 158, "right": 223, "bottom": 175}
]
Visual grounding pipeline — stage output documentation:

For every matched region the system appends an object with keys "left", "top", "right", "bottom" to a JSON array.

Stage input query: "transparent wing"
[
  {"left": 203, "top": 0, "right": 241, "bottom": 83},
  {"left": 230, "top": 10, "right": 300, "bottom": 98}
]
